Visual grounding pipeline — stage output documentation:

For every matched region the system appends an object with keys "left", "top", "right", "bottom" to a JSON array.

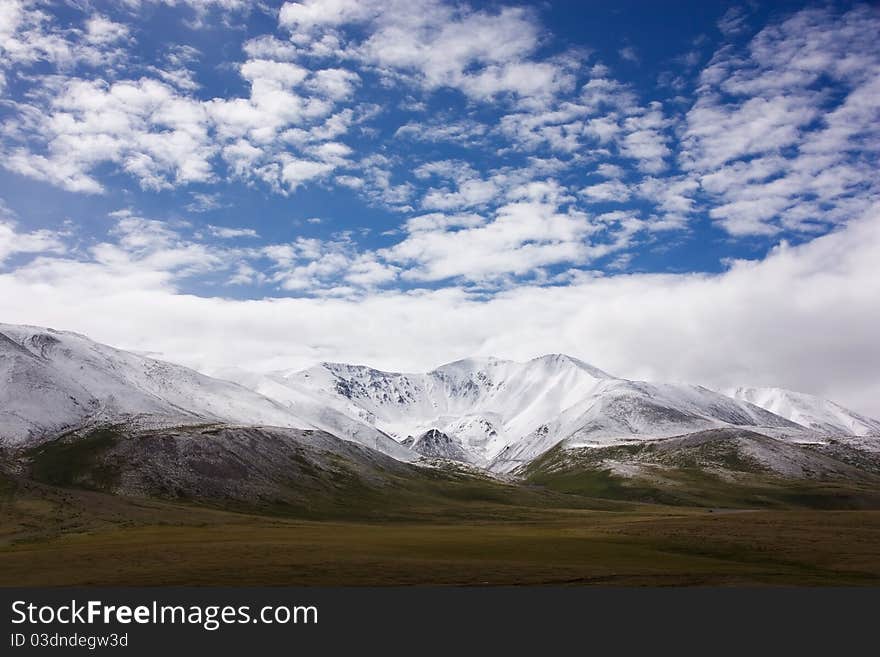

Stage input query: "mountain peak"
[
  {"left": 529, "top": 353, "right": 614, "bottom": 379},
  {"left": 429, "top": 355, "right": 509, "bottom": 375},
  {"left": 730, "top": 386, "right": 880, "bottom": 436},
  {"left": 319, "top": 361, "right": 397, "bottom": 376},
  {"left": 5, "top": 321, "right": 880, "bottom": 477},
  {"left": 291, "top": 354, "right": 614, "bottom": 382},
  {"left": 401, "top": 428, "right": 470, "bottom": 463}
]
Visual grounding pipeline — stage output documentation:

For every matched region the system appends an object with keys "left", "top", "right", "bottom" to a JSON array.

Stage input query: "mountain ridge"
[
  {"left": 0, "top": 323, "right": 413, "bottom": 461},
  {"left": 729, "top": 386, "right": 880, "bottom": 437},
  {"left": 269, "top": 356, "right": 820, "bottom": 471},
  {"left": 2, "top": 323, "right": 879, "bottom": 477}
]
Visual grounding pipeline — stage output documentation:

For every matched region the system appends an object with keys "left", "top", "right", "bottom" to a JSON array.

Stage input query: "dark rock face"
[{"left": 406, "top": 429, "right": 471, "bottom": 463}]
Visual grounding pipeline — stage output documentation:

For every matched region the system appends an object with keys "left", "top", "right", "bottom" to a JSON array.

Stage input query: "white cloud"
[
  {"left": 0, "top": 2, "right": 131, "bottom": 76},
  {"left": 619, "top": 104, "right": 671, "bottom": 173},
  {"left": 306, "top": 68, "right": 360, "bottom": 100},
  {"left": 278, "top": 0, "right": 373, "bottom": 31},
  {"left": 279, "top": 0, "right": 573, "bottom": 102},
  {"left": 404, "top": 212, "right": 485, "bottom": 232},
  {"left": 717, "top": 6, "right": 750, "bottom": 37},
  {"left": 681, "top": 5, "right": 880, "bottom": 236},
  {"left": 581, "top": 180, "right": 631, "bottom": 203},
  {"left": 636, "top": 176, "right": 698, "bottom": 218},
  {"left": 84, "top": 15, "right": 130, "bottom": 45},
  {"left": 1, "top": 208, "right": 878, "bottom": 417},
  {"left": 207, "top": 225, "right": 259, "bottom": 239},
  {"left": 344, "top": 254, "right": 399, "bottom": 286},
  {"left": 111, "top": 214, "right": 179, "bottom": 251},
  {"left": 3, "top": 77, "right": 214, "bottom": 193},
  {"left": 279, "top": 156, "right": 335, "bottom": 191},
  {"left": 618, "top": 46, "right": 638, "bottom": 64},
  {"left": 496, "top": 72, "right": 673, "bottom": 179},
  {"left": 419, "top": 167, "right": 501, "bottom": 211},
  {"left": 243, "top": 35, "right": 300, "bottom": 61},
  {"left": 122, "top": 0, "right": 255, "bottom": 26},
  {"left": 380, "top": 198, "right": 612, "bottom": 283},
  {"left": 395, "top": 116, "right": 489, "bottom": 146},
  {"left": 240, "top": 59, "right": 309, "bottom": 87},
  {"left": 352, "top": 154, "right": 415, "bottom": 211},
  {"left": 265, "top": 236, "right": 357, "bottom": 291},
  {"left": 595, "top": 163, "right": 624, "bottom": 179},
  {"left": 186, "top": 192, "right": 225, "bottom": 213},
  {"left": 3, "top": 36, "right": 359, "bottom": 195},
  {"left": 0, "top": 219, "right": 66, "bottom": 264}
]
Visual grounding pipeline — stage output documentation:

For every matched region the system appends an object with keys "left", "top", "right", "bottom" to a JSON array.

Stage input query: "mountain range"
[
  {"left": 2, "top": 322, "right": 879, "bottom": 509},
  {"left": 248, "top": 354, "right": 814, "bottom": 472}
]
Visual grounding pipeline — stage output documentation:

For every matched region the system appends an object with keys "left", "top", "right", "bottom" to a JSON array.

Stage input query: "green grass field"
[{"left": 2, "top": 476, "right": 880, "bottom": 586}]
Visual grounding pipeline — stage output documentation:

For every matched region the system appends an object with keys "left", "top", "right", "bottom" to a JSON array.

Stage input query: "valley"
[{"left": 2, "top": 323, "right": 880, "bottom": 586}]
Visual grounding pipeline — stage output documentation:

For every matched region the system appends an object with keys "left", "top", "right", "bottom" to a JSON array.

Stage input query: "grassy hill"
[{"left": 2, "top": 424, "right": 880, "bottom": 585}]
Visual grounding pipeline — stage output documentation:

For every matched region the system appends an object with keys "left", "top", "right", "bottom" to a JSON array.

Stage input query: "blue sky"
[{"left": 1, "top": 1, "right": 879, "bottom": 414}]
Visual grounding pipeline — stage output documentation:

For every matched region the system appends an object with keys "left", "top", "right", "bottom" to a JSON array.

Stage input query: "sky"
[{"left": 0, "top": 0, "right": 879, "bottom": 415}]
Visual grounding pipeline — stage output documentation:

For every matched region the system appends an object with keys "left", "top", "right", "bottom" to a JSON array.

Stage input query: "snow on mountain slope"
[
  {"left": 274, "top": 355, "right": 807, "bottom": 471},
  {"left": 729, "top": 387, "right": 880, "bottom": 437},
  {"left": 0, "top": 324, "right": 318, "bottom": 446},
  {"left": 488, "top": 378, "right": 804, "bottom": 472},
  {"left": 7, "top": 321, "right": 874, "bottom": 475},
  {"left": 208, "top": 366, "right": 414, "bottom": 461},
  {"left": 275, "top": 354, "right": 615, "bottom": 464}
]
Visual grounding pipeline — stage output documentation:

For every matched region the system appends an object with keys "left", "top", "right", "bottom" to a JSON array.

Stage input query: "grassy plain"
[{"left": 2, "top": 475, "right": 879, "bottom": 586}]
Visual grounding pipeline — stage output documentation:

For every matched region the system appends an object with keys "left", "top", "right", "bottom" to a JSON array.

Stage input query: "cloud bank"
[{"left": 2, "top": 206, "right": 878, "bottom": 416}]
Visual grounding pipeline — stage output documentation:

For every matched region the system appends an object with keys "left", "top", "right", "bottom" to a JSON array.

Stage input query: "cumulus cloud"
[
  {"left": 280, "top": 0, "right": 573, "bottom": 101},
  {"left": 0, "top": 2, "right": 370, "bottom": 195},
  {"left": 3, "top": 0, "right": 875, "bottom": 246},
  {"left": 0, "top": 219, "right": 66, "bottom": 264},
  {"left": 581, "top": 180, "right": 631, "bottom": 203},
  {"left": 681, "top": 5, "right": 880, "bottom": 236},
  {"left": 415, "top": 161, "right": 502, "bottom": 211},
  {"left": 3, "top": 58, "right": 357, "bottom": 196},
  {"left": 0, "top": 1, "right": 131, "bottom": 70},
  {"left": 381, "top": 196, "right": 615, "bottom": 283},
  {"left": 496, "top": 72, "right": 674, "bottom": 182}
]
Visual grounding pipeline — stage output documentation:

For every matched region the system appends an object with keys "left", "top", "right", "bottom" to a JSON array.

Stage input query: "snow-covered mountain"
[
  {"left": 0, "top": 324, "right": 299, "bottom": 444},
  {"left": 207, "top": 365, "right": 413, "bottom": 460},
  {"left": 489, "top": 377, "right": 805, "bottom": 472},
  {"left": 402, "top": 429, "right": 470, "bottom": 461},
  {"left": 274, "top": 354, "right": 618, "bottom": 465},
  {"left": 265, "top": 355, "right": 822, "bottom": 472},
  {"left": 729, "top": 387, "right": 880, "bottom": 437},
  {"left": 0, "top": 323, "right": 412, "bottom": 460},
  {"left": 3, "top": 322, "right": 878, "bottom": 476}
]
